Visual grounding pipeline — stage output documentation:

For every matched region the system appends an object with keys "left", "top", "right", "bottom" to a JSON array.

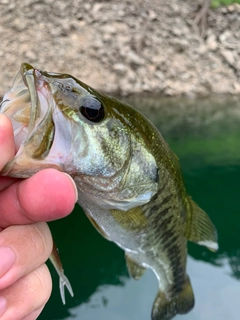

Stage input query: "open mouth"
[
  {"left": 20, "top": 63, "right": 41, "bottom": 135},
  {"left": 0, "top": 63, "right": 55, "bottom": 176},
  {"left": 19, "top": 63, "right": 55, "bottom": 160}
]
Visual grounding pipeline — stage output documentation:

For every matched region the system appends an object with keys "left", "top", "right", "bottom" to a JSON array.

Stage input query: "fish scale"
[{"left": 143, "top": 189, "right": 186, "bottom": 289}]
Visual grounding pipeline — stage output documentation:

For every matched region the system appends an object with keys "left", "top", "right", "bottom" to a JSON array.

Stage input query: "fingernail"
[
  {"left": 62, "top": 173, "right": 78, "bottom": 202},
  {"left": 0, "top": 297, "right": 7, "bottom": 316},
  {"left": 0, "top": 247, "right": 16, "bottom": 278}
]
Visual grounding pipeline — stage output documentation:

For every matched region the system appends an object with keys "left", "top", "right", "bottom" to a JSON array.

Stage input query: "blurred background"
[
  {"left": 1, "top": 0, "right": 240, "bottom": 319},
  {"left": 1, "top": 0, "right": 240, "bottom": 97}
]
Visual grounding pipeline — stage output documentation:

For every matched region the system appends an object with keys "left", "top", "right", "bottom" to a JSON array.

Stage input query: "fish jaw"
[{"left": 0, "top": 63, "right": 78, "bottom": 176}]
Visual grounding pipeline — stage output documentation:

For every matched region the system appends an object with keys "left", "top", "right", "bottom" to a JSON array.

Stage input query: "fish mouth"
[
  {"left": 0, "top": 63, "right": 57, "bottom": 176},
  {"left": 19, "top": 62, "right": 55, "bottom": 159},
  {"left": 20, "top": 63, "right": 42, "bottom": 136}
]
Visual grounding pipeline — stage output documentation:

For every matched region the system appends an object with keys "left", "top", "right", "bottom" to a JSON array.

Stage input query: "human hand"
[{"left": 0, "top": 114, "right": 78, "bottom": 320}]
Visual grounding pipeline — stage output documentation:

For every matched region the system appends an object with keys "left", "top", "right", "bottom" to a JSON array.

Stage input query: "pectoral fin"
[
  {"left": 86, "top": 214, "right": 110, "bottom": 240},
  {"left": 125, "top": 253, "right": 146, "bottom": 280},
  {"left": 185, "top": 198, "right": 218, "bottom": 251},
  {"left": 110, "top": 206, "right": 148, "bottom": 232}
]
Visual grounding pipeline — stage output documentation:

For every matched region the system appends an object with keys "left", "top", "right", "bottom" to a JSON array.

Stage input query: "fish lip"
[
  {"left": 20, "top": 62, "right": 35, "bottom": 86},
  {"left": 20, "top": 63, "right": 40, "bottom": 135},
  {"left": 20, "top": 62, "right": 43, "bottom": 89},
  {"left": 18, "top": 63, "right": 55, "bottom": 159},
  {"left": 20, "top": 62, "right": 34, "bottom": 74}
]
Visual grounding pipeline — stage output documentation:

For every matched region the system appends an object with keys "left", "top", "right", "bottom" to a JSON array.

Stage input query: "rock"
[
  {"left": 25, "top": 50, "right": 37, "bottom": 61},
  {"left": 125, "top": 51, "right": 144, "bottom": 66},
  {"left": 219, "top": 31, "right": 231, "bottom": 43},
  {"left": 206, "top": 34, "right": 218, "bottom": 51},
  {"left": 228, "top": 5, "right": 235, "bottom": 13},
  {"left": 220, "top": 49, "right": 235, "bottom": 67},
  {"left": 113, "top": 63, "right": 126, "bottom": 74}
]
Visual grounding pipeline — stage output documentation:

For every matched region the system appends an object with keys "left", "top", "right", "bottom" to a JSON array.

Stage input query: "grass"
[{"left": 212, "top": 0, "right": 240, "bottom": 7}]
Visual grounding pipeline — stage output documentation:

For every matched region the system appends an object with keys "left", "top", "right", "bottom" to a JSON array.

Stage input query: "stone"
[
  {"left": 220, "top": 49, "right": 235, "bottom": 66},
  {"left": 206, "top": 34, "right": 218, "bottom": 51}
]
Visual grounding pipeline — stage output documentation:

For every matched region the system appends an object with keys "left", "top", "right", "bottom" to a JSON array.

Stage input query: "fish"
[{"left": 0, "top": 62, "right": 218, "bottom": 320}]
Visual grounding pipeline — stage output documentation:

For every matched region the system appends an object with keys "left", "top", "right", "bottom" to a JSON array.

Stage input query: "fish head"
[{"left": 0, "top": 63, "right": 159, "bottom": 210}]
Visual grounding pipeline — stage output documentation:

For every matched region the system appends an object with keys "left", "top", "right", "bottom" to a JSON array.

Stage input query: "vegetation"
[{"left": 212, "top": 0, "right": 240, "bottom": 7}]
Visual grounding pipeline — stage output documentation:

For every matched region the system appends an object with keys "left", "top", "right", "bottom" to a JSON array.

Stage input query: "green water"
[{"left": 39, "top": 96, "right": 240, "bottom": 320}]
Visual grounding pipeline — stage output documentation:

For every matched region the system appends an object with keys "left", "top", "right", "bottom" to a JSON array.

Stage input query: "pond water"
[{"left": 39, "top": 96, "right": 240, "bottom": 320}]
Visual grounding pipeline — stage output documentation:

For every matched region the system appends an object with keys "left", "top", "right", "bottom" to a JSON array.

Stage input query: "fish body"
[{"left": 0, "top": 63, "right": 218, "bottom": 320}]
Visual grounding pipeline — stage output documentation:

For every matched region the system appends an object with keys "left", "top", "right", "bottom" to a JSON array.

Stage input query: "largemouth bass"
[{"left": 0, "top": 63, "right": 218, "bottom": 320}]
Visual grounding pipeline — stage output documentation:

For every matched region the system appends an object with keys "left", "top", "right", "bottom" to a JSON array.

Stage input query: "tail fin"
[{"left": 151, "top": 276, "right": 194, "bottom": 320}]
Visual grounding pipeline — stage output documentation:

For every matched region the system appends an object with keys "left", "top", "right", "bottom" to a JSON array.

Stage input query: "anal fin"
[
  {"left": 125, "top": 253, "right": 146, "bottom": 280},
  {"left": 151, "top": 275, "right": 194, "bottom": 320}
]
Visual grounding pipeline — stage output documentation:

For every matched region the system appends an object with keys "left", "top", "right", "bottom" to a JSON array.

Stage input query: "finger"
[
  {"left": 0, "top": 264, "right": 52, "bottom": 320},
  {"left": 0, "top": 223, "right": 52, "bottom": 291},
  {"left": 0, "top": 176, "right": 19, "bottom": 192},
  {"left": 22, "top": 307, "right": 44, "bottom": 320},
  {"left": 0, "top": 115, "right": 15, "bottom": 171},
  {"left": 0, "top": 169, "right": 78, "bottom": 228}
]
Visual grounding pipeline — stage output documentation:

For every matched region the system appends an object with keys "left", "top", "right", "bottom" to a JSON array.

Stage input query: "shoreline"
[{"left": 1, "top": 0, "right": 240, "bottom": 97}]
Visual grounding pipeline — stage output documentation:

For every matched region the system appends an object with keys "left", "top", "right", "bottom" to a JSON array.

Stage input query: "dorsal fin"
[{"left": 184, "top": 197, "right": 218, "bottom": 251}]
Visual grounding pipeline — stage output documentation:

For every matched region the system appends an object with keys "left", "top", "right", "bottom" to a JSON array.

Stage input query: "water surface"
[{"left": 39, "top": 96, "right": 240, "bottom": 320}]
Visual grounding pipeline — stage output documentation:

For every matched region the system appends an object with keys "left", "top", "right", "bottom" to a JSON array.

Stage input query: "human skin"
[{"left": 0, "top": 114, "right": 78, "bottom": 320}]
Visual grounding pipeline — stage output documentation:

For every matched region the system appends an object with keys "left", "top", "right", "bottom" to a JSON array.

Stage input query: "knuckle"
[
  {"left": 31, "top": 264, "right": 52, "bottom": 305},
  {"left": 27, "top": 222, "right": 53, "bottom": 260}
]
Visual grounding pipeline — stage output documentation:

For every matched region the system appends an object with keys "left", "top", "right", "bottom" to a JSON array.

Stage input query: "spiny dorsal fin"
[{"left": 184, "top": 197, "right": 218, "bottom": 251}]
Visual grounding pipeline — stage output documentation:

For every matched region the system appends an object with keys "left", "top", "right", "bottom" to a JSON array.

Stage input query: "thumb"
[{"left": 0, "top": 115, "right": 15, "bottom": 171}]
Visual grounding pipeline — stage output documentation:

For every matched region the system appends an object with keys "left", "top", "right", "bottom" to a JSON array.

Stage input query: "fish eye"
[{"left": 79, "top": 97, "right": 105, "bottom": 123}]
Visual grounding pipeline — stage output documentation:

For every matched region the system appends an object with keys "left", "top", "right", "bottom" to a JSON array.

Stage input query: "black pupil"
[
  {"left": 80, "top": 97, "right": 104, "bottom": 123},
  {"left": 85, "top": 108, "right": 99, "bottom": 119}
]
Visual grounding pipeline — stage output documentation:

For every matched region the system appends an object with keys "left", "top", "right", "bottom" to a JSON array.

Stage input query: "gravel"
[{"left": 1, "top": 0, "right": 240, "bottom": 97}]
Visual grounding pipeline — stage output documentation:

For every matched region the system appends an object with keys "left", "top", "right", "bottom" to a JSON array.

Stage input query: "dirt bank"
[{"left": 0, "top": 0, "right": 240, "bottom": 97}]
